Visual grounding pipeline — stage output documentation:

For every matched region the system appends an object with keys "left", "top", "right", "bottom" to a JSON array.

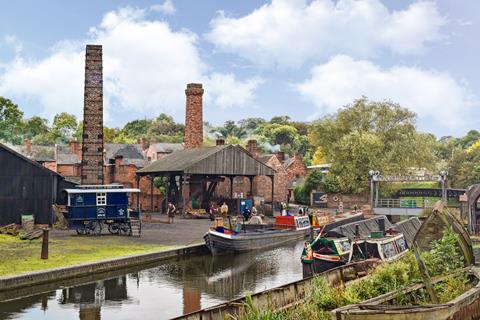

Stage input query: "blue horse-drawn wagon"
[{"left": 63, "top": 185, "right": 141, "bottom": 236}]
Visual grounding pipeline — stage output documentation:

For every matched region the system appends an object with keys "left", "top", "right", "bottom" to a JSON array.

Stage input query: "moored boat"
[
  {"left": 204, "top": 215, "right": 311, "bottom": 255},
  {"left": 302, "top": 224, "right": 410, "bottom": 277}
]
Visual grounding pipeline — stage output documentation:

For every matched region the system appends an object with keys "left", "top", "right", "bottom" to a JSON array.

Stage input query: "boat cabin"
[{"left": 349, "top": 233, "right": 408, "bottom": 262}]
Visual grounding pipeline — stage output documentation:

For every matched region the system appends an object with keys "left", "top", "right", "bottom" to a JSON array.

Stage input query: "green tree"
[
  {"left": 238, "top": 117, "right": 266, "bottom": 131},
  {"left": 51, "top": 112, "right": 77, "bottom": 143},
  {"left": 0, "top": 97, "right": 24, "bottom": 144},
  {"left": 309, "top": 98, "right": 436, "bottom": 193},
  {"left": 270, "top": 115, "right": 291, "bottom": 125},
  {"left": 23, "top": 116, "right": 49, "bottom": 139}
]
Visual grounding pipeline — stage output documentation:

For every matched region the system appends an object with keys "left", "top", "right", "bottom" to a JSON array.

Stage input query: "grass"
[{"left": 0, "top": 234, "right": 174, "bottom": 277}]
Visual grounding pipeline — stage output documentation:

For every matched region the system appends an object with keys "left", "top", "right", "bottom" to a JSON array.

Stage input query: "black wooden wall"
[{"left": 0, "top": 146, "right": 60, "bottom": 225}]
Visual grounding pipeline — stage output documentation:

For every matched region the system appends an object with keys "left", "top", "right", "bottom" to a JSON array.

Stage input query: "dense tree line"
[{"left": 1, "top": 95, "right": 479, "bottom": 192}]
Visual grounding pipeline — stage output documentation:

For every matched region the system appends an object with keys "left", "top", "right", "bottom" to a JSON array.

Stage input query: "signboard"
[
  {"left": 396, "top": 188, "right": 466, "bottom": 199},
  {"left": 375, "top": 175, "right": 440, "bottom": 182},
  {"left": 312, "top": 192, "right": 328, "bottom": 208}
]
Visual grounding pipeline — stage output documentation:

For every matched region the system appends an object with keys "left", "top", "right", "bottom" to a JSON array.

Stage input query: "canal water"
[{"left": 0, "top": 241, "right": 305, "bottom": 320}]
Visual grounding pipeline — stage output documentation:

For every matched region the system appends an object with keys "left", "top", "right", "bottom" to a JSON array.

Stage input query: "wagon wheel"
[
  {"left": 76, "top": 227, "right": 87, "bottom": 235},
  {"left": 118, "top": 223, "right": 131, "bottom": 236},
  {"left": 88, "top": 221, "right": 103, "bottom": 236},
  {"left": 108, "top": 223, "right": 120, "bottom": 235}
]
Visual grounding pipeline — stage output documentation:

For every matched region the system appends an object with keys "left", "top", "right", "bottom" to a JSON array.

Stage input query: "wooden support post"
[
  {"left": 412, "top": 242, "right": 438, "bottom": 304},
  {"left": 230, "top": 176, "right": 234, "bottom": 199},
  {"left": 150, "top": 176, "right": 154, "bottom": 213},
  {"left": 41, "top": 228, "right": 49, "bottom": 259},
  {"left": 249, "top": 176, "right": 254, "bottom": 197},
  {"left": 271, "top": 175, "right": 275, "bottom": 215},
  {"left": 135, "top": 176, "right": 140, "bottom": 210}
]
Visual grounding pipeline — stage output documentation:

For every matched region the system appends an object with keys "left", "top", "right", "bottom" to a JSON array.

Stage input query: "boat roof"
[{"left": 64, "top": 188, "right": 141, "bottom": 194}]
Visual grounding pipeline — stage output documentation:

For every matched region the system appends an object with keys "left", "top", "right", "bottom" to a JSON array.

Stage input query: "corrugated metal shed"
[{"left": 137, "top": 145, "right": 275, "bottom": 176}]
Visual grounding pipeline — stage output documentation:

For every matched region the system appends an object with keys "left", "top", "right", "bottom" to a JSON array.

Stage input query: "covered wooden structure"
[
  {"left": 0, "top": 143, "right": 75, "bottom": 225},
  {"left": 136, "top": 145, "right": 275, "bottom": 213}
]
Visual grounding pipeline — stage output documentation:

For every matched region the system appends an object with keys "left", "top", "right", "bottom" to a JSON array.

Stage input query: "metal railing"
[{"left": 375, "top": 199, "right": 436, "bottom": 209}]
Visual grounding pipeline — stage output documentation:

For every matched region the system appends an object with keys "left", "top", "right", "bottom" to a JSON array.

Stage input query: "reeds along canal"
[{"left": 0, "top": 241, "right": 305, "bottom": 319}]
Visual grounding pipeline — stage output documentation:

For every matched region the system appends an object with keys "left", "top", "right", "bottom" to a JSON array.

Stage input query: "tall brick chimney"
[
  {"left": 81, "top": 44, "right": 104, "bottom": 185},
  {"left": 184, "top": 83, "right": 204, "bottom": 149}
]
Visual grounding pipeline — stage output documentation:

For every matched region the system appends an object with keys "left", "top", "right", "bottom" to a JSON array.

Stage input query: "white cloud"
[
  {"left": 204, "top": 73, "right": 264, "bottom": 109},
  {"left": 295, "top": 55, "right": 476, "bottom": 130},
  {"left": 0, "top": 7, "right": 260, "bottom": 124},
  {"left": 150, "top": 0, "right": 176, "bottom": 15},
  {"left": 206, "top": 0, "right": 446, "bottom": 68}
]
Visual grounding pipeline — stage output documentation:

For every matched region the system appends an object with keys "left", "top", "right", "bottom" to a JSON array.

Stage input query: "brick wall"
[
  {"left": 321, "top": 193, "right": 369, "bottom": 209},
  {"left": 57, "top": 164, "right": 81, "bottom": 177},
  {"left": 285, "top": 154, "right": 307, "bottom": 184},
  {"left": 184, "top": 83, "right": 204, "bottom": 149},
  {"left": 104, "top": 160, "right": 162, "bottom": 212}
]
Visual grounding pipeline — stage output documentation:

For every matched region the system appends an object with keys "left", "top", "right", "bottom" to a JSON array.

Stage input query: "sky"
[{"left": 0, "top": 0, "right": 478, "bottom": 137}]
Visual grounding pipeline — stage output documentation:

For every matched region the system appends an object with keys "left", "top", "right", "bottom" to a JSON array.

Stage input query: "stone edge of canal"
[{"left": 0, "top": 243, "right": 208, "bottom": 292}]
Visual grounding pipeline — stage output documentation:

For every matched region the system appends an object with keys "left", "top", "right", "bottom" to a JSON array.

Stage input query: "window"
[{"left": 96, "top": 193, "right": 107, "bottom": 206}]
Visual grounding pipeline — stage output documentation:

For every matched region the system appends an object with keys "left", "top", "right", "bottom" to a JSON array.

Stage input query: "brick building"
[{"left": 146, "top": 142, "right": 184, "bottom": 161}]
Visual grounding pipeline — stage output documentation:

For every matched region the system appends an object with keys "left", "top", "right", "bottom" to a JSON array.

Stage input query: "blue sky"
[{"left": 0, "top": 0, "right": 478, "bottom": 137}]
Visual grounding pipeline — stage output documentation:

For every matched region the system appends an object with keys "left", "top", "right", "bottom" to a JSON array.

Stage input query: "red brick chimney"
[
  {"left": 216, "top": 139, "right": 225, "bottom": 146},
  {"left": 276, "top": 151, "right": 285, "bottom": 163},
  {"left": 184, "top": 83, "right": 204, "bottom": 149},
  {"left": 70, "top": 139, "right": 78, "bottom": 154},
  {"left": 24, "top": 139, "right": 32, "bottom": 157},
  {"left": 247, "top": 139, "right": 258, "bottom": 158},
  {"left": 139, "top": 137, "right": 147, "bottom": 151},
  {"left": 114, "top": 155, "right": 123, "bottom": 167}
]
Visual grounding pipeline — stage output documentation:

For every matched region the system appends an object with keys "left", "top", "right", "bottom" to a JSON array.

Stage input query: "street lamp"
[
  {"left": 438, "top": 170, "right": 448, "bottom": 204},
  {"left": 369, "top": 170, "right": 380, "bottom": 209}
]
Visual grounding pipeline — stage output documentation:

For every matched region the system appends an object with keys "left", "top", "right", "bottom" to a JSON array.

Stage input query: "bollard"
[{"left": 41, "top": 228, "right": 49, "bottom": 259}]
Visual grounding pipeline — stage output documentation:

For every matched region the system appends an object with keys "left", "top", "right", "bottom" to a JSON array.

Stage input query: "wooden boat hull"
[
  {"left": 172, "top": 259, "right": 379, "bottom": 320},
  {"left": 204, "top": 229, "right": 309, "bottom": 255},
  {"left": 302, "top": 254, "right": 348, "bottom": 277},
  {"left": 332, "top": 267, "right": 480, "bottom": 320}
]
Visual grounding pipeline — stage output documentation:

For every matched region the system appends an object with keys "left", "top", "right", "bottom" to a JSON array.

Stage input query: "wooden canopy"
[{"left": 136, "top": 145, "right": 275, "bottom": 177}]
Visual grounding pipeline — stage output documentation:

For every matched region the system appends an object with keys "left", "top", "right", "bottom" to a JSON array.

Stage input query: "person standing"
[
  {"left": 167, "top": 202, "right": 176, "bottom": 224},
  {"left": 220, "top": 202, "right": 229, "bottom": 218}
]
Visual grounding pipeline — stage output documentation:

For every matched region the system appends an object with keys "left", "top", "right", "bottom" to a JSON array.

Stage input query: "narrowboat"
[
  {"left": 63, "top": 185, "right": 141, "bottom": 236},
  {"left": 302, "top": 230, "right": 409, "bottom": 277},
  {"left": 204, "top": 215, "right": 311, "bottom": 255}
]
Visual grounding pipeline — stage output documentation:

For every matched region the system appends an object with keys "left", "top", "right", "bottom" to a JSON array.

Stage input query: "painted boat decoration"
[{"left": 204, "top": 215, "right": 311, "bottom": 255}]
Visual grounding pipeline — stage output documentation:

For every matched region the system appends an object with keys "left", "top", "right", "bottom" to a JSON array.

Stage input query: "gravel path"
[{"left": 51, "top": 215, "right": 213, "bottom": 246}]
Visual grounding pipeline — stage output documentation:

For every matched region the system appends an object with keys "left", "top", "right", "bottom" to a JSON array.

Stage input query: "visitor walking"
[{"left": 167, "top": 202, "right": 176, "bottom": 224}]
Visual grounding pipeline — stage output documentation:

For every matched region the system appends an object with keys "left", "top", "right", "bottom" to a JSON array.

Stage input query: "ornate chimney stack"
[
  {"left": 81, "top": 44, "right": 104, "bottom": 185},
  {"left": 184, "top": 83, "right": 204, "bottom": 149},
  {"left": 247, "top": 139, "right": 258, "bottom": 158}
]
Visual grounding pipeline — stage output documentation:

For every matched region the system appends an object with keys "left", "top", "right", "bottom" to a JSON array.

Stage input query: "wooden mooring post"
[{"left": 41, "top": 228, "right": 49, "bottom": 260}]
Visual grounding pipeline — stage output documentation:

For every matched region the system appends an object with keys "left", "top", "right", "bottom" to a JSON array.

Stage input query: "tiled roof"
[
  {"left": 154, "top": 143, "right": 184, "bottom": 153},
  {"left": 105, "top": 144, "right": 144, "bottom": 160}
]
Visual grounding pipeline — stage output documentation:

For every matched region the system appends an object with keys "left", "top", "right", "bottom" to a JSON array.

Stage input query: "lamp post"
[
  {"left": 369, "top": 170, "right": 380, "bottom": 210},
  {"left": 438, "top": 170, "right": 448, "bottom": 204}
]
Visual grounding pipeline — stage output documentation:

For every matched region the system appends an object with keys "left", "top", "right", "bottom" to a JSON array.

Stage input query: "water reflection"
[{"left": 0, "top": 241, "right": 304, "bottom": 320}]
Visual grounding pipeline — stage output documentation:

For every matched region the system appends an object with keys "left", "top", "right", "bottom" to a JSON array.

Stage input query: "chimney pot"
[
  {"left": 114, "top": 155, "right": 123, "bottom": 166},
  {"left": 276, "top": 151, "right": 285, "bottom": 163},
  {"left": 184, "top": 83, "right": 204, "bottom": 149},
  {"left": 247, "top": 139, "right": 258, "bottom": 158},
  {"left": 24, "top": 139, "right": 33, "bottom": 157}
]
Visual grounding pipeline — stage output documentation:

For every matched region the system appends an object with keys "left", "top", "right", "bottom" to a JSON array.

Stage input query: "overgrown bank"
[{"left": 239, "top": 226, "right": 470, "bottom": 320}]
